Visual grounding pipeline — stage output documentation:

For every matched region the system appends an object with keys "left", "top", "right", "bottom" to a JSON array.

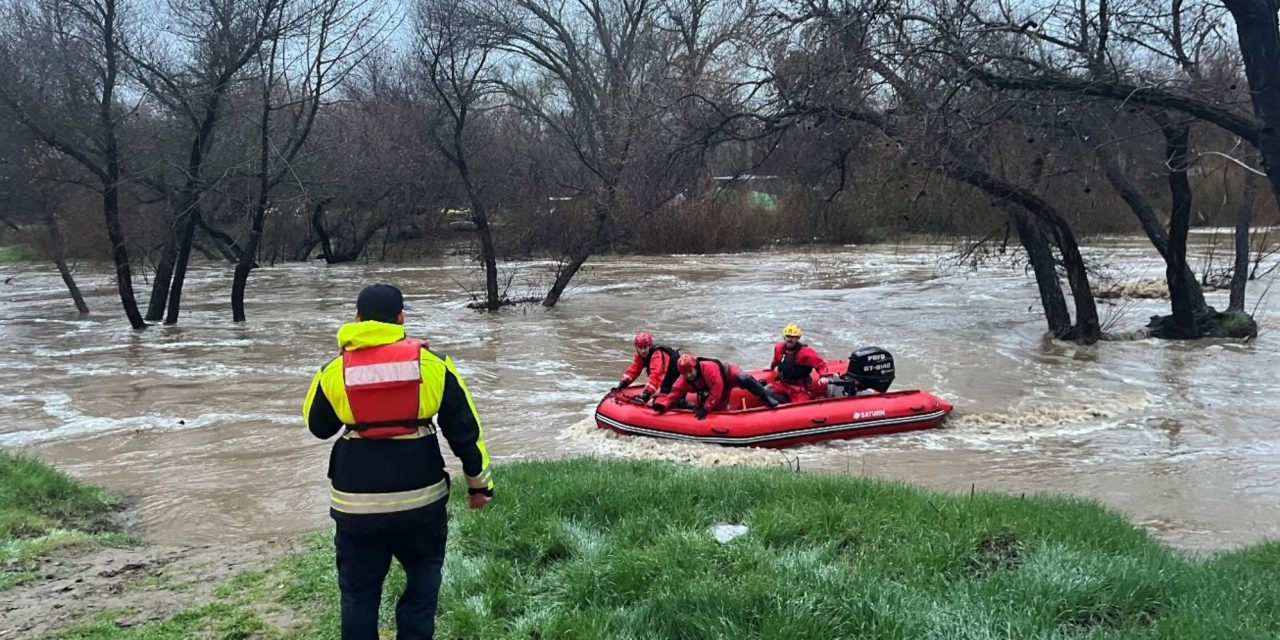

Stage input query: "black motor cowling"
[{"left": 845, "top": 346, "right": 895, "bottom": 393}]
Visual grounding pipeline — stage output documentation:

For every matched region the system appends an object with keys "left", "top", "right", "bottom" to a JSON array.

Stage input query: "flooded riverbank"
[{"left": 1, "top": 239, "right": 1277, "bottom": 551}]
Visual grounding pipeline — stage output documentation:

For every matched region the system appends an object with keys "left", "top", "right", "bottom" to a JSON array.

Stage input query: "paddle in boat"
[{"left": 595, "top": 347, "right": 952, "bottom": 448}]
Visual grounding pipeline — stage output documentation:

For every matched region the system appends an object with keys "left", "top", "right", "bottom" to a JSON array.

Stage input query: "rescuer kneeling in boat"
[
  {"left": 654, "top": 353, "right": 779, "bottom": 419},
  {"left": 303, "top": 283, "right": 494, "bottom": 640},
  {"left": 768, "top": 323, "right": 826, "bottom": 404},
  {"left": 611, "top": 331, "right": 680, "bottom": 403}
]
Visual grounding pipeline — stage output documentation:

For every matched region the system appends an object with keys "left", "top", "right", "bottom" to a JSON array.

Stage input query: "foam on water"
[
  {"left": 0, "top": 392, "right": 297, "bottom": 446},
  {"left": 559, "top": 416, "right": 791, "bottom": 468}
]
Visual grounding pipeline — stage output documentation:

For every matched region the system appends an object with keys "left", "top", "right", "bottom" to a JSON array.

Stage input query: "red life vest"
[{"left": 342, "top": 338, "right": 429, "bottom": 439}]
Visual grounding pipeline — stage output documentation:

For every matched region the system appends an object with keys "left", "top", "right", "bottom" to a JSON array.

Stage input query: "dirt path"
[{"left": 0, "top": 537, "right": 304, "bottom": 638}]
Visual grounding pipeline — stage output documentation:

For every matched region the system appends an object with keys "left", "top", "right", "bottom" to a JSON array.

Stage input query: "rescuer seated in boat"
[
  {"left": 653, "top": 353, "right": 779, "bottom": 420},
  {"left": 611, "top": 331, "right": 680, "bottom": 404},
  {"left": 767, "top": 323, "right": 826, "bottom": 404}
]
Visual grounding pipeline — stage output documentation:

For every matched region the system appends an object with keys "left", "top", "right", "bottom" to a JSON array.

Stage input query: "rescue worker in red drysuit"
[
  {"left": 303, "top": 283, "right": 493, "bottom": 640},
  {"left": 768, "top": 323, "right": 827, "bottom": 404},
  {"left": 612, "top": 331, "right": 680, "bottom": 403},
  {"left": 653, "top": 353, "right": 779, "bottom": 419}
]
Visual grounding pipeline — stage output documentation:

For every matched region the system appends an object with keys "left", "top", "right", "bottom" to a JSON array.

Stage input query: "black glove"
[
  {"left": 637, "top": 391, "right": 652, "bottom": 403},
  {"left": 612, "top": 380, "right": 628, "bottom": 392},
  {"left": 653, "top": 402, "right": 668, "bottom": 413},
  {"left": 693, "top": 405, "right": 708, "bottom": 420}
]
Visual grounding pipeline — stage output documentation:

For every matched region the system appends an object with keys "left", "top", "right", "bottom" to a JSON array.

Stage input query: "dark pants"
[
  {"left": 335, "top": 509, "right": 448, "bottom": 640},
  {"left": 737, "top": 372, "right": 784, "bottom": 406}
]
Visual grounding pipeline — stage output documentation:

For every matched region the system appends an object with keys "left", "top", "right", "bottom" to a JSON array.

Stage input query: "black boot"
[{"left": 739, "top": 373, "right": 782, "bottom": 409}]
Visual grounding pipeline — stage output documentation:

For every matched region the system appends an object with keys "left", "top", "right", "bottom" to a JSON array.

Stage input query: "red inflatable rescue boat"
[{"left": 595, "top": 353, "right": 952, "bottom": 448}]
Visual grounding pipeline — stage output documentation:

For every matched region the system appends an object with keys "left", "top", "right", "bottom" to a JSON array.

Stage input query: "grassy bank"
[
  {"left": 34, "top": 458, "right": 1280, "bottom": 639},
  {"left": 1, "top": 451, "right": 128, "bottom": 590}
]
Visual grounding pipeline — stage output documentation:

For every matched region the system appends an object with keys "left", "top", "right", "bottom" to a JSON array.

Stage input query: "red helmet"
[
  {"left": 677, "top": 353, "right": 697, "bottom": 375},
  {"left": 633, "top": 331, "right": 653, "bottom": 350}
]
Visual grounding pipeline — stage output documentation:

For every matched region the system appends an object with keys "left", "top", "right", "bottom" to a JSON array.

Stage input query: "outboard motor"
[
  {"left": 827, "top": 346, "right": 895, "bottom": 397},
  {"left": 847, "top": 346, "right": 895, "bottom": 392}
]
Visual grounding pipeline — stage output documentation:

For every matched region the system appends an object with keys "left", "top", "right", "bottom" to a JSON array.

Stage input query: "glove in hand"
[{"left": 693, "top": 406, "right": 708, "bottom": 420}]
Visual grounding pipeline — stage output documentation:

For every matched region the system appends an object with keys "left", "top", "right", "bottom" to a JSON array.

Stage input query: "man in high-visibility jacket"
[{"left": 303, "top": 283, "right": 494, "bottom": 640}]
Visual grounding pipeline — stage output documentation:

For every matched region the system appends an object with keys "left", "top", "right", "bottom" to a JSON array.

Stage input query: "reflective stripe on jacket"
[
  {"left": 303, "top": 321, "right": 493, "bottom": 523},
  {"left": 343, "top": 338, "right": 427, "bottom": 439}
]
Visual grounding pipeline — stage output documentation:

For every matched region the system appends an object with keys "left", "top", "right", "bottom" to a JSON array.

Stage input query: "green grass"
[
  {"left": 1, "top": 451, "right": 128, "bottom": 590},
  {"left": 34, "top": 458, "right": 1280, "bottom": 639},
  {"left": 0, "top": 245, "right": 34, "bottom": 263}
]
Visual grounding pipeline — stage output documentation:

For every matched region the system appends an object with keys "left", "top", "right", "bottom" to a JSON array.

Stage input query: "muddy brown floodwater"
[{"left": 2, "top": 236, "right": 1277, "bottom": 553}]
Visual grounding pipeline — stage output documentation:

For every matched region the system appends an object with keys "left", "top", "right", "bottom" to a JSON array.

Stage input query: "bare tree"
[
  {"left": 415, "top": 0, "right": 503, "bottom": 310},
  {"left": 909, "top": 0, "right": 1259, "bottom": 336},
  {"left": 231, "top": 0, "right": 388, "bottom": 322},
  {"left": 0, "top": 0, "right": 145, "bottom": 327},
  {"left": 127, "top": 0, "right": 284, "bottom": 324},
  {"left": 0, "top": 121, "right": 91, "bottom": 313},
  {"left": 465, "top": 0, "right": 757, "bottom": 307},
  {"left": 773, "top": 1, "right": 1103, "bottom": 340}
]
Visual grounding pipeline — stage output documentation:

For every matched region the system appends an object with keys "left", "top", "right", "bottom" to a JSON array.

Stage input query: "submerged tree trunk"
[
  {"left": 1161, "top": 120, "right": 1200, "bottom": 338},
  {"left": 542, "top": 251, "right": 590, "bottom": 308},
  {"left": 100, "top": 0, "right": 143, "bottom": 328},
  {"left": 451, "top": 148, "right": 499, "bottom": 309},
  {"left": 232, "top": 200, "right": 266, "bottom": 322},
  {"left": 791, "top": 102, "right": 1100, "bottom": 341},
  {"left": 471, "top": 197, "right": 500, "bottom": 310},
  {"left": 233, "top": 52, "right": 274, "bottom": 323},
  {"left": 440, "top": 141, "right": 500, "bottom": 309},
  {"left": 1007, "top": 206, "right": 1072, "bottom": 337},
  {"left": 1097, "top": 141, "right": 1209, "bottom": 315},
  {"left": 163, "top": 66, "right": 242, "bottom": 325},
  {"left": 945, "top": 162, "right": 1101, "bottom": 343},
  {"left": 311, "top": 202, "right": 335, "bottom": 262},
  {"left": 322, "top": 219, "right": 385, "bottom": 264},
  {"left": 1230, "top": 175, "right": 1258, "bottom": 312},
  {"left": 146, "top": 237, "right": 176, "bottom": 322},
  {"left": 542, "top": 191, "right": 614, "bottom": 308},
  {"left": 103, "top": 175, "right": 145, "bottom": 328},
  {"left": 163, "top": 203, "right": 200, "bottom": 324},
  {"left": 42, "top": 209, "right": 88, "bottom": 314}
]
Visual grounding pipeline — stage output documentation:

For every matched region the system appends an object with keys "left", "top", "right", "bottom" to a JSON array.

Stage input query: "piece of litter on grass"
[{"left": 709, "top": 522, "right": 748, "bottom": 544}]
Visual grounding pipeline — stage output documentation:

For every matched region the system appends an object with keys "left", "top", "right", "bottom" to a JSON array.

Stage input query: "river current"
[{"left": 1, "top": 236, "right": 1276, "bottom": 552}]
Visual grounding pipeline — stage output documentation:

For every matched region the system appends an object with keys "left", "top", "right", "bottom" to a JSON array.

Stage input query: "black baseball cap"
[{"left": 356, "top": 284, "right": 412, "bottom": 322}]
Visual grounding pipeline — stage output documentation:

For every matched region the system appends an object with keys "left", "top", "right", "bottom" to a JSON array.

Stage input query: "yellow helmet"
[{"left": 782, "top": 323, "right": 802, "bottom": 338}]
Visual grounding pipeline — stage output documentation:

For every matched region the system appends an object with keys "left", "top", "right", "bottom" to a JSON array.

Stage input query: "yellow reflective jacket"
[{"left": 303, "top": 321, "right": 492, "bottom": 528}]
